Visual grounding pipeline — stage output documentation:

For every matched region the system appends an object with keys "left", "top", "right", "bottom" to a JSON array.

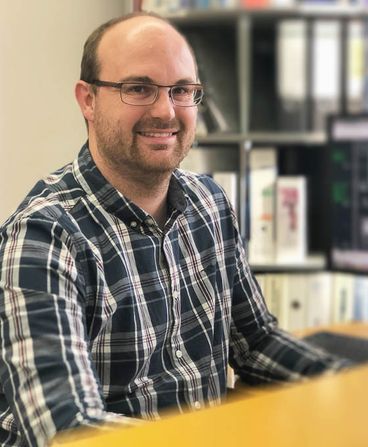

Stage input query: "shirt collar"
[{"left": 73, "top": 143, "right": 188, "bottom": 224}]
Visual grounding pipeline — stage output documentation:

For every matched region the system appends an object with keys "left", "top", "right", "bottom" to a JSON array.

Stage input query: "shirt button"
[
  {"left": 175, "top": 350, "right": 183, "bottom": 359},
  {"left": 146, "top": 218, "right": 154, "bottom": 226},
  {"left": 172, "top": 290, "right": 179, "bottom": 299},
  {"left": 194, "top": 401, "right": 201, "bottom": 410},
  {"left": 130, "top": 221, "right": 138, "bottom": 228}
]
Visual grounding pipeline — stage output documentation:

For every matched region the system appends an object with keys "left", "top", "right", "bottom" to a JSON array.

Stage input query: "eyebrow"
[{"left": 118, "top": 75, "right": 198, "bottom": 85}]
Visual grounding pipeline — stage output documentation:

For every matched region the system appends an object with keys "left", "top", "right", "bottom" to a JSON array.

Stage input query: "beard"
[{"left": 93, "top": 113, "right": 195, "bottom": 177}]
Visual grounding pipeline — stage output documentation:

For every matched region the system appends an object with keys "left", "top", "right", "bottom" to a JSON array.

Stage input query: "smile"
[{"left": 137, "top": 131, "right": 178, "bottom": 137}]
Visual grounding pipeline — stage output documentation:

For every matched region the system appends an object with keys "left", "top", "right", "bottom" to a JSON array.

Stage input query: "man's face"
[{"left": 89, "top": 19, "right": 198, "bottom": 177}]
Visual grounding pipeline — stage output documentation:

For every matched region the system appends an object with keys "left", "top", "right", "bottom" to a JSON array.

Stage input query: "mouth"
[
  {"left": 137, "top": 130, "right": 179, "bottom": 138},
  {"left": 136, "top": 129, "right": 179, "bottom": 146}
]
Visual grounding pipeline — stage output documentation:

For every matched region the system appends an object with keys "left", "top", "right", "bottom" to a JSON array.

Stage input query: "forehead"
[{"left": 97, "top": 18, "right": 197, "bottom": 82}]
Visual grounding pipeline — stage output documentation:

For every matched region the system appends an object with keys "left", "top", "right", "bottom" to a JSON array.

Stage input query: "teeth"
[{"left": 140, "top": 132, "right": 174, "bottom": 137}]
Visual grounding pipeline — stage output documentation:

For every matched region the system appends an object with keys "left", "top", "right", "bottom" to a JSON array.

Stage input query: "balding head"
[{"left": 80, "top": 12, "right": 197, "bottom": 85}]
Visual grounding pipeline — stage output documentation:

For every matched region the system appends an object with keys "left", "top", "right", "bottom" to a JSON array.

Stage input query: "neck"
[
  {"left": 117, "top": 173, "right": 171, "bottom": 228},
  {"left": 92, "top": 153, "right": 171, "bottom": 228}
]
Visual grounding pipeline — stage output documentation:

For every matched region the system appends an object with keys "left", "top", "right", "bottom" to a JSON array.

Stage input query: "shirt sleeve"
[
  {"left": 0, "top": 214, "right": 120, "bottom": 446},
  {"left": 228, "top": 216, "right": 352, "bottom": 385}
]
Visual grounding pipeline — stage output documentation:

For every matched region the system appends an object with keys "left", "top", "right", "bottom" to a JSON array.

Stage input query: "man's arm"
[
  {"left": 0, "top": 214, "right": 111, "bottom": 446},
  {"left": 228, "top": 223, "right": 351, "bottom": 385}
]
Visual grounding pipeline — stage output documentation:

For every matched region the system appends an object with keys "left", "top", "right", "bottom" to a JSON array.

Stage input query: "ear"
[{"left": 75, "top": 81, "right": 95, "bottom": 123}]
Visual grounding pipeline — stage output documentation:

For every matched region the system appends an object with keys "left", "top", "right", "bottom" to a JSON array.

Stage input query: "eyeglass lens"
[{"left": 120, "top": 83, "right": 202, "bottom": 106}]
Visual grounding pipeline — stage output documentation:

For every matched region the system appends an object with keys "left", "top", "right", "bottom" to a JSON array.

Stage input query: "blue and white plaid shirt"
[{"left": 0, "top": 144, "right": 348, "bottom": 446}]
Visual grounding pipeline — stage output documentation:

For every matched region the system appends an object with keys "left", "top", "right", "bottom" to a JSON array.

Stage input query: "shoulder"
[
  {"left": 0, "top": 162, "right": 87, "bottom": 251},
  {"left": 173, "top": 169, "right": 239, "bottom": 241},
  {"left": 174, "top": 168, "right": 233, "bottom": 213},
  {"left": 2, "top": 162, "right": 85, "bottom": 228},
  {"left": 174, "top": 168, "right": 225, "bottom": 198}
]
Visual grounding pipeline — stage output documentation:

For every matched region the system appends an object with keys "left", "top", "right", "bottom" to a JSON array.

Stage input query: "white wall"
[{"left": 0, "top": 0, "right": 132, "bottom": 223}]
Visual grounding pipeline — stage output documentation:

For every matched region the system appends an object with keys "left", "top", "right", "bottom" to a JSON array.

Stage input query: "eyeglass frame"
[{"left": 87, "top": 79, "right": 204, "bottom": 107}]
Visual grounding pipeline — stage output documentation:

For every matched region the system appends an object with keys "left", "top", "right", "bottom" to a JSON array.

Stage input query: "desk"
[{"left": 54, "top": 324, "right": 368, "bottom": 447}]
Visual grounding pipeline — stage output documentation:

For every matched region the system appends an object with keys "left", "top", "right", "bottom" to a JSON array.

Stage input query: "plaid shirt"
[{"left": 0, "top": 144, "right": 348, "bottom": 446}]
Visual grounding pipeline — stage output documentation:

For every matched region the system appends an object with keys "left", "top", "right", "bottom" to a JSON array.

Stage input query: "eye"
[
  {"left": 172, "top": 85, "right": 192, "bottom": 96},
  {"left": 122, "top": 84, "right": 156, "bottom": 97}
]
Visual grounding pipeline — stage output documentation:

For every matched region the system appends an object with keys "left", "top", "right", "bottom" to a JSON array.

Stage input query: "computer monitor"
[{"left": 328, "top": 114, "right": 368, "bottom": 272}]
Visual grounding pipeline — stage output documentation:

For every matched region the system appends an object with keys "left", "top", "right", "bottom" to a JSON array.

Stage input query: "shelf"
[
  {"left": 250, "top": 254, "right": 327, "bottom": 273},
  {"left": 246, "top": 132, "right": 326, "bottom": 145},
  {"left": 170, "top": 6, "right": 357, "bottom": 276},
  {"left": 195, "top": 133, "right": 244, "bottom": 144},
  {"left": 168, "top": 5, "right": 368, "bottom": 24},
  {"left": 195, "top": 131, "right": 326, "bottom": 146}
]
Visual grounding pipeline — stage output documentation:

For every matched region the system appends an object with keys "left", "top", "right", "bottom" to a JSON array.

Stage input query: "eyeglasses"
[{"left": 89, "top": 80, "right": 204, "bottom": 107}]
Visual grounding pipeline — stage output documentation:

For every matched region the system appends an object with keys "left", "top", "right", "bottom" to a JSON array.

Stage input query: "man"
[{"left": 0, "top": 11, "right": 349, "bottom": 447}]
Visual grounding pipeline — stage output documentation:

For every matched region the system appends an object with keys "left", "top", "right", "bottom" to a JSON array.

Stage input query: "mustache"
[{"left": 134, "top": 118, "right": 181, "bottom": 131}]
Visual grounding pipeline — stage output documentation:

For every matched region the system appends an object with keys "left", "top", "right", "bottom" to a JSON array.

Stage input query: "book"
[
  {"left": 312, "top": 20, "right": 341, "bottom": 131},
  {"left": 263, "top": 274, "right": 289, "bottom": 329},
  {"left": 248, "top": 148, "right": 277, "bottom": 264},
  {"left": 284, "top": 274, "right": 307, "bottom": 331},
  {"left": 353, "top": 275, "right": 368, "bottom": 321},
  {"left": 193, "top": 0, "right": 211, "bottom": 8},
  {"left": 254, "top": 273, "right": 268, "bottom": 298},
  {"left": 347, "top": 20, "right": 365, "bottom": 113},
  {"left": 276, "top": 19, "right": 308, "bottom": 131},
  {"left": 260, "top": 273, "right": 308, "bottom": 331},
  {"left": 240, "top": 0, "right": 269, "bottom": 7},
  {"left": 217, "top": 0, "right": 239, "bottom": 7},
  {"left": 249, "top": 25, "right": 278, "bottom": 131},
  {"left": 142, "top": 0, "right": 171, "bottom": 13},
  {"left": 275, "top": 176, "right": 307, "bottom": 264},
  {"left": 213, "top": 171, "right": 238, "bottom": 213},
  {"left": 257, "top": 272, "right": 345, "bottom": 331},
  {"left": 272, "top": 0, "right": 295, "bottom": 5},
  {"left": 363, "top": 21, "right": 368, "bottom": 110},
  {"left": 331, "top": 273, "right": 354, "bottom": 324},
  {"left": 305, "top": 273, "right": 332, "bottom": 329}
]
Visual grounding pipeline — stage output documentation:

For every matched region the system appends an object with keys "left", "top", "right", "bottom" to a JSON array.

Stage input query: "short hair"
[{"left": 80, "top": 11, "right": 192, "bottom": 84}]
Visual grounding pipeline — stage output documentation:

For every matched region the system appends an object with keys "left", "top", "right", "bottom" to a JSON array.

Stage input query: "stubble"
[{"left": 93, "top": 114, "right": 194, "bottom": 180}]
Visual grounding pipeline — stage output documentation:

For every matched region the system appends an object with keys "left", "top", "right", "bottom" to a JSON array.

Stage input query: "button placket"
[
  {"left": 145, "top": 217, "right": 155, "bottom": 226},
  {"left": 162, "top": 234, "right": 183, "bottom": 364},
  {"left": 163, "top": 236, "right": 181, "bottom": 311}
]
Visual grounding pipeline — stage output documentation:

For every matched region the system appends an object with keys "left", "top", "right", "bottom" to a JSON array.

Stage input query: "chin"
[
  {"left": 143, "top": 162, "right": 179, "bottom": 174},
  {"left": 142, "top": 153, "right": 185, "bottom": 172}
]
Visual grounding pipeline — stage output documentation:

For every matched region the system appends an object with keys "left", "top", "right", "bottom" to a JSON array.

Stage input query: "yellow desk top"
[{"left": 55, "top": 363, "right": 368, "bottom": 447}]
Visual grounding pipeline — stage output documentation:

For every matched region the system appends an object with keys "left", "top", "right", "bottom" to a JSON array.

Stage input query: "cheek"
[
  {"left": 118, "top": 107, "right": 146, "bottom": 134},
  {"left": 181, "top": 109, "right": 197, "bottom": 132}
]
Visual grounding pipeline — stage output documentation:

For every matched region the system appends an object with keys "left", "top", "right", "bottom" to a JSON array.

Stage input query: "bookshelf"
[
  {"left": 196, "top": 132, "right": 326, "bottom": 144},
  {"left": 167, "top": 5, "right": 368, "bottom": 259},
  {"left": 141, "top": 2, "right": 368, "bottom": 331}
]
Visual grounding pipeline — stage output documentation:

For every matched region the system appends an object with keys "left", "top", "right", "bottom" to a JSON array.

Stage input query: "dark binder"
[{"left": 328, "top": 114, "right": 368, "bottom": 272}]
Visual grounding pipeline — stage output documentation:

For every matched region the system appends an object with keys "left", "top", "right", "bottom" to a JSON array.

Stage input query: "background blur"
[
  {"left": 1, "top": 0, "right": 368, "bottom": 331},
  {"left": 0, "top": 0, "right": 132, "bottom": 224}
]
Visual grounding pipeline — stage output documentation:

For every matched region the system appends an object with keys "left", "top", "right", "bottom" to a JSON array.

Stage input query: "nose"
[{"left": 148, "top": 87, "right": 176, "bottom": 121}]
